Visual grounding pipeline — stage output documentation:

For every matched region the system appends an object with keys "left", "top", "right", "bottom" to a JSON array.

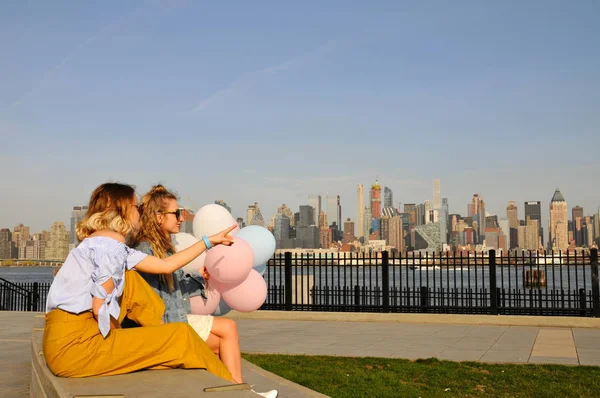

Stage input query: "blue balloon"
[
  {"left": 254, "top": 263, "right": 267, "bottom": 276},
  {"left": 234, "top": 226, "right": 276, "bottom": 267},
  {"left": 212, "top": 299, "right": 232, "bottom": 316}
]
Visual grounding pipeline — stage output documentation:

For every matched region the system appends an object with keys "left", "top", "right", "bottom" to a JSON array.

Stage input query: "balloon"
[
  {"left": 204, "top": 238, "right": 254, "bottom": 285},
  {"left": 212, "top": 298, "right": 232, "bottom": 316},
  {"left": 220, "top": 270, "right": 267, "bottom": 313},
  {"left": 232, "top": 226, "right": 276, "bottom": 267},
  {"left": 189, "top": 284, "right": 221, "bottom": 315},
  {"left": 172, "top": 233, "right": 205, "bottom": 274},
  {"left": 254, "top": 263, "right": 267, "bottom": 276},
  {"left": 193, "top": 204, "right": 239, "bottom": 240}
]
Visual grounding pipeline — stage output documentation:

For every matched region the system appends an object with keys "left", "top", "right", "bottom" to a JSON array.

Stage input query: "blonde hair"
[
  {"left": 76, "top": 183, "right": 139, "bottom": 241},
  {"left": 135, "top": 184, "right": 179, "bottom": 292}
]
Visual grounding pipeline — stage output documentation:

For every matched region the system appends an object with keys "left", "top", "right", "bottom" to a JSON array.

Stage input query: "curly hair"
[
  {"left": 76, "top": 183, "right": 139, "bottom": 241},
  {"left": 135, "top": 184, "right": 179, "bottom": 292}
]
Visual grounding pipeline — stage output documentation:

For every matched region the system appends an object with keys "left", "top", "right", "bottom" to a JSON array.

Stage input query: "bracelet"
[{"left": 202, "top": 235, "right": 213, "bottom": 250}]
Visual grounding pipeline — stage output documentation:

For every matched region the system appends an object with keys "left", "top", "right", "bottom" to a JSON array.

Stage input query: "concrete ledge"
[
  {"left": 30, "top": 315, "right": 257, "bottom": 398},
  {"left": 227, "top": 310, "right": 600, "bottom": 328}
]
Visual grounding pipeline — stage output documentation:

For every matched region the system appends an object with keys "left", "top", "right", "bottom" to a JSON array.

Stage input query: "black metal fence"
[
  {"left": 0, "top": 278, "right": 49, "bottom": 312},
  {"left": 261, "top": 248, "right": 600, "bottom": 317},
  {"left": 1, "top": 248, "right": 599, "bottom": 317}
]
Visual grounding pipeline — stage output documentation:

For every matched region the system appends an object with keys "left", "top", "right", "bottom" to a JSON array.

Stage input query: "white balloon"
[
  {"left": 193, "top": 204, "right": 238, "bottom": 240},
  {"left": 171, "top": 233, "right": 205, "bottom": 274}
]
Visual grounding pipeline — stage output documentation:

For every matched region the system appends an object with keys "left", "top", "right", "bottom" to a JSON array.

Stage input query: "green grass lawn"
[{"left": 243, "top": 354, "right": 600, "bottom": 397}]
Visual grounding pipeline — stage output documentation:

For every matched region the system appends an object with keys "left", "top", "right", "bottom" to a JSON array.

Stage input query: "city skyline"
[
  {"left": 1, "top": 1, "right": 599, "bottom": 231},
  {"left": 3, "top": 179, "right": 599, "bottom": 240}
]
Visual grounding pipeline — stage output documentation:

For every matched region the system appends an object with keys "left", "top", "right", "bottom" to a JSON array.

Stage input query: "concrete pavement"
[
  {"left": 230, "top": 313, "right": 600, "bottom": 367},
  {"left": 3, "top": 310, "right": 600, "bottom": 398}
]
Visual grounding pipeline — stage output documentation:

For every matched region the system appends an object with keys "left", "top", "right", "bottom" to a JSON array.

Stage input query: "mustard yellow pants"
[{"left": 42, "top": 270, "right": 232, "bottom": 380}]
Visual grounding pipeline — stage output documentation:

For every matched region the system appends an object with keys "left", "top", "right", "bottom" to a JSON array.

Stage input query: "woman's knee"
[{"left": 216, "top": 317, "right": 238, "bottom": 338}]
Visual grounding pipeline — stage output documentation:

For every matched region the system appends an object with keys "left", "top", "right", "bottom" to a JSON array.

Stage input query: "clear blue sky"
[{"left": 1, "top": 0, "right": 599, "bottom": 233}]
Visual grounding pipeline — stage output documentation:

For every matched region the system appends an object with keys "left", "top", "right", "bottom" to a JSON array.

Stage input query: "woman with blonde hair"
[
  {"left": 43, "top": 182, "right": 235, "bottom": 381},
  {"left": 135, "top": 184, "right": 277, "bottom": 398}
]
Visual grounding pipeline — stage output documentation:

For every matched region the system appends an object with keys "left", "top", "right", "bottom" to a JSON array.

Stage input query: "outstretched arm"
[{"left": 135, "top": 224, "right": 236, "bottom": 274}]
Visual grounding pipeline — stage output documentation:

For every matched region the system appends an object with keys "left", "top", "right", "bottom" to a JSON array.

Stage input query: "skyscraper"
[
  {"left": 370, "top": 180, "right": 381, "bottom": 228},
  {"left": 440, "top": 198, "right": 449, "bottom": 245},
  {"left": 45, "top": 222, "right": 70, "bottom": 260},
  {"left": 424, "top": 200, "right": 432, "bottom": 224},
  {"left": 327, "top": 195, "right": 341, "bottom": 232},
  {"left": 524, "top": 201, "right": 543, "bottom": 246},
  {"left": 433, "top": 179, "right": 441, "bottom": 210},
  {"left": 342, "top": 218, "right": 356, "bottom": 244},
  {"left": 0, "top": 228, "right": 11, "bottom": 259},
  {"left": 572, "top": 205, "right": 584, "bottom": 246},
  {"left": 506, "top": 201, "right": 519, "bottom": 249},
  {"left": 363, "top": 206, "right": 371, "bottom": 241},
  {"left": 247, "top": 202, "right": 265, "bottom": 227},
  {"left": 308, "top": 195, "right": 322, "bottom": 225},
  {"left": 70, "top": 206, "right": 88, "bottom": 246},
  {"left": 273, "top": 213, "right": 290, "bottom": 249},
  {"left": 299, "top": 205, "right": 315, "bottom": 228},
  {"left": 357, "top": 185, "right": 364, "bottom": 240},
  {"left": 549, "top": 189, "right": 568, "bottom": 251},
  {"left": 383, "top": 186, "right": 393, "bottom": 209}
]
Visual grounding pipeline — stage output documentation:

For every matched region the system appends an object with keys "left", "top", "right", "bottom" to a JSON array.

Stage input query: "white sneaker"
[{"left": 254, "top": 389, "right": 278, "bottom": 398}]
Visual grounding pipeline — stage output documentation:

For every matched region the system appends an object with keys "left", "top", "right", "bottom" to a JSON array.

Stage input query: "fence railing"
[
  {"left": 1, "top": 248, "right": 599, "bottom": 317},
  {"left": 0, "top": 278, "right": 49, "bottom": 312},
  {"left": 261, "top": 248, "right": 600, "bottom": 317}
]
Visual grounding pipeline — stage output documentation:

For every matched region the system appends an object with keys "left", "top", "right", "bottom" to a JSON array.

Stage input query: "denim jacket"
[{"left": 136, "top": 241, "right": 207, "bottom": 323}]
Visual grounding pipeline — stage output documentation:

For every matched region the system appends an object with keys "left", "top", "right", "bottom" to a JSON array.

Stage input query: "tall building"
[
  {"left": 506, "top": 201, "right": 519, "bottom": 249},
  {"left": 342, "top": 218, "right": 356, "bottom": 244},
  {"left": 471, "top": 194, "right": 486, "bottom": 244},
  {"left": 416, "top": 203, "right": 425, "bottom": 226},
  {"left": 549, "top": 189, "right": 568, "bottom": 251},
  {"left": 363, "top": 206, "right": 371, "bottom": 241},
  {"left": 439, "top": 198, "right": 449, "bottom": 245},
  {"left": 45, "top": 222, "right": 70, "bottom": 260},
  {"left": 318, "top": 211, "right": 332, "bottom": 248},
  {"left": 524, "top": 201, "right": 543, "bottom": 246},
  {"left": 0, "top": 228, "right": 11, "bottom": 259},
  {"left": 327, "top": 195, "right": 341, "bottom": 232},
  {"left": 388, "top": 216, "right": 404, "bottom": 252},
  {"left": 424, "top": 200, "right": 432, "bottom": 224},
  {"left": 499, "top": 219, "right": 510, "bottom": 251},
  {"left": 356, "top": 185, "right": 364, "bottom": 240},
  {"left": 404, "top": 204, "right": 417, "bottom": 229},
  {"left": 370, "top": 180, "right": 381, "bottom": 230},
  {"left": 525, "top": 217, "right": 540, "bottom": 251},
  {"left": 70, "top": 206, "right": 88, "bottom": 246},
  {"left": 273, "top": 213, "right": 291, "bottom": 249},
  {"left": 308, "top": 195, "right": 322, "bottom": 225},
  {"left": 433, "top": 179, "right": 441, "bottom": 210},
  {"left": 383, "top": 186, "right": 393, "bottom": 209},
  {"left": 572, "top": 206, "right": 584, "bottom": 246},
  {"left": 299, "top": 205, "right": 315, "bottom": 228},
  {"left": 247, "top": 202, "right": 265, "bottom": 227}
]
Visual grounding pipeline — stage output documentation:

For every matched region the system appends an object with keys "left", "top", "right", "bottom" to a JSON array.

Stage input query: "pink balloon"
[
  {"left": 189, "top": 284, "right": 221, "bottom": 316},
  {"left": 204, "top": 238, "right": 254, "bottom": 285},
  {"left": 220, "top": 270, "right": 267, "bottom": 313}
]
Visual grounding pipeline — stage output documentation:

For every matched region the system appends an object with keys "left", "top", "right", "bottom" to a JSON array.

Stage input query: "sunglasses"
[{"left": 160, "top": 208, "right": 186, "bottom": 219}]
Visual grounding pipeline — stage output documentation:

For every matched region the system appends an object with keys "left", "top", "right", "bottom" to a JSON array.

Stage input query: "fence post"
[
  {"left": 382, "top": 251, "right": 390, "bottom": 313},
  {"left": 489, "top": 250, "right": 498, "bottom": 315},
  {"left": 591, "top": 248, "right": 600, "bottom": 317},
  {"left": 284, "top": 252, "right": 293, "bottom": 311},
  {"left": 32, "top": 282, "right": 39, "bottom": 312},
  {"left": 420, "top": 286, "right": 428, "bottom": 312}
]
